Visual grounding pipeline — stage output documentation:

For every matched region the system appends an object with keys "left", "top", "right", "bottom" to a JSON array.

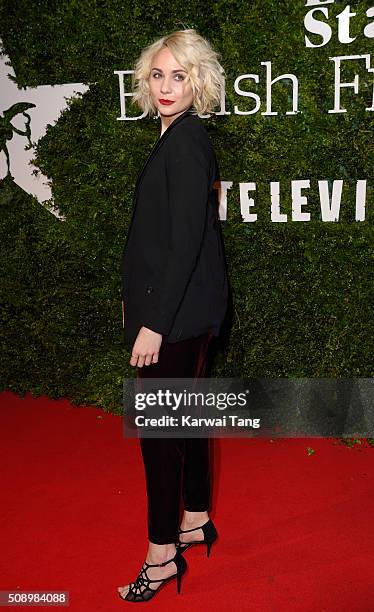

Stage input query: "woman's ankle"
[
  {"left": 181, "top": 510, "right": 209, "bottom": 527},
  {"left": 147, "top": 541, "right": 176, "bottom": 563}
]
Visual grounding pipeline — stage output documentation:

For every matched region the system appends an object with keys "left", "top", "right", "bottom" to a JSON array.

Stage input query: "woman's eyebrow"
[{"left": 151, "top": 67, "right": 187, "bottom": 73}]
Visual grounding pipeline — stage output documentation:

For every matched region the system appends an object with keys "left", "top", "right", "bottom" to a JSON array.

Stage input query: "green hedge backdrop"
[{"left": 0, "top": 0, "right": 372, "bottom": 413}]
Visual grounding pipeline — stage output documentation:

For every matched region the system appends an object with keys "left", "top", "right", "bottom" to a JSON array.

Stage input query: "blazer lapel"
[
  {"left": 123, "top": 107, "right": 194, "bottom": 255},
  {"left": 134, "top": 107, "right": 193, "bottom": 192}
]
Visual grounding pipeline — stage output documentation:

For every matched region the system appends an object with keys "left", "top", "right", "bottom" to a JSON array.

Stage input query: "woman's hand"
[{"left": 130, "top": 326, "right": 162, "bottom": 367}]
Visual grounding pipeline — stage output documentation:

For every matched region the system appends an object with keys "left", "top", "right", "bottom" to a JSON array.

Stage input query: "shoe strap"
[
  {"left": 178, "top": 519, "right": 210, "bottom": 533},
  {"left": 127, "top": 562, "right": 177, "bottom": 597},
  {"left": 144, "top": 555, "right": 177, "bottom": 568}
]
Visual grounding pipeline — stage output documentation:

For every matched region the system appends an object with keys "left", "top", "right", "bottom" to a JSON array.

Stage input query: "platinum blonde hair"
[{"left": 131, "top": 29, "right": 225, "bottom": 116}]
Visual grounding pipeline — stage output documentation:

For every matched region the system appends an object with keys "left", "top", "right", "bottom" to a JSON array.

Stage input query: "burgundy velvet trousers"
[{"left": 136, "top": 332, "right": 213, "bottom": 544}]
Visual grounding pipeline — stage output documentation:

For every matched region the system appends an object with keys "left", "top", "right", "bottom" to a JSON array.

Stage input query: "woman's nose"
[{"left": 160, "top": 79, "right": 172, "bottom": 93}]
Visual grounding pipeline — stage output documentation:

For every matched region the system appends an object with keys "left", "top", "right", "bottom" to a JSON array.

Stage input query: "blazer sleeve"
[{"left": 141, "top": 129, "right": 211, "bottom": 336}]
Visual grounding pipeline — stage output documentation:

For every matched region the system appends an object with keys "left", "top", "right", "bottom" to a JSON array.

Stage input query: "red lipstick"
[{"left": 159, "top": 99, "right": 174, "bottom": 105}]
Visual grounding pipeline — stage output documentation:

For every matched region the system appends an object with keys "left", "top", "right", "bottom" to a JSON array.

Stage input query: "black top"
[{"left": 121, "top": 108, "right": 229, "bottom": 350}]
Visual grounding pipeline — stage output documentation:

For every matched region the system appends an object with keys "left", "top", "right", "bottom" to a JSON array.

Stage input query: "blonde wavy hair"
[{"left": 131, "top": 29, "right": 225, "bottom": 116}]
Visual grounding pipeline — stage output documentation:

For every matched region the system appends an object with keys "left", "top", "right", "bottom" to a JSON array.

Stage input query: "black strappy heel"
[
  {"left": 118, "top": 550, "right": 187, "bottom": 602},
  {"left": 176, "top": 518, "right": 218, "bottom": 557}
]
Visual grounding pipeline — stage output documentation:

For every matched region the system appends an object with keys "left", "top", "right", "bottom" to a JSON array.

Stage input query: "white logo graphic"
[{"left": 0, "top": 46, "right": 89, "bottom": 219}]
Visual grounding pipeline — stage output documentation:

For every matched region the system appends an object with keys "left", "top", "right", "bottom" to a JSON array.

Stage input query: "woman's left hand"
[{"left": 130, "top": 326, "right": 162, "bottom": 367}]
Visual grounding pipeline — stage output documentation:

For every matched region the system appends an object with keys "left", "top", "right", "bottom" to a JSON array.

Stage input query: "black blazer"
[{"left": 121, "top": 107, "right": 229, "bottom": 351}]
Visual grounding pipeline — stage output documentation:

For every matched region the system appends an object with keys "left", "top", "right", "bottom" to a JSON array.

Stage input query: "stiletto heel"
[
  {"left": 176, "top": 518, "right": 218, "bottom": 556},
  {"left": 118, "top": 550, "right": 187, "bottom": 603},
  {"left": 176, "top": 569, "right": 182, "bottom": 594}
]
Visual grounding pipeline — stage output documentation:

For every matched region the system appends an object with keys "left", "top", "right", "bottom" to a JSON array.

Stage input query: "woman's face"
[{"left": 148, "top": 46, "right": 194, "bottom": 117}]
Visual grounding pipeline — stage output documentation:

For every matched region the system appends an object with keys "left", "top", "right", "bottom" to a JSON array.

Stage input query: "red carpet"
[{"left": 1, "top": 390, "right": 373, "bottom": 611}]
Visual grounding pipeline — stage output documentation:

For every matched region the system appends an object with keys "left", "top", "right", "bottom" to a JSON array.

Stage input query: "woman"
[{"left": 118, "top": 29, "right": 229, "bottom": 603}]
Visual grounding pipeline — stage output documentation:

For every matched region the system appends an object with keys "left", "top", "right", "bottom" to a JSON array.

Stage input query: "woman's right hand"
[{"left": 130, "top": 326, "right": 162, "bottom": 367}]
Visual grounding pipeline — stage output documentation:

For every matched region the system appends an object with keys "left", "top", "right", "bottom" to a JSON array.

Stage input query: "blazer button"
[{"left": 146, "top": 285, "right": 153, "bottom": 293}]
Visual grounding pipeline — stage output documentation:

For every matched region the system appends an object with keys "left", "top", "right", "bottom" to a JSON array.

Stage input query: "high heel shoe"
[
  {"left": 118, "top": 550, "right": 187, "bottom": 603},
  {"left": 176, "top": 518, "right": 218, "bottom": 557}
]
